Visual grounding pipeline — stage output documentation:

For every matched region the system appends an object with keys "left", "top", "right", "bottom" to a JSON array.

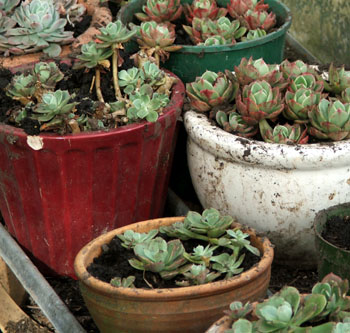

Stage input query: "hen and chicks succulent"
[
  {"left": 226, "top": 273, "right": 350, "bottom": 332},
  {"left": 4, "top": 20, "right": 177, "bottom": 134},
  {"left": 0, "top": 0, "right": 86, "bottom": 57},
  {"left": 134, "top": 0, "right": 277, "bottom": 47},
  {"left": 112, "top": 208, "right": 260, "bottom": 288},
  {"left": 187, "top": 57, "right": 350, "bottom": 143}
]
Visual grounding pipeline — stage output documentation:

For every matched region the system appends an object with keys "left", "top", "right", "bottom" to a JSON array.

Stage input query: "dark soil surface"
[
  {"left": 321, "top": 215, "right": 350, "bottom": 251},
  {"left": 0, "top": 41, "right": 322, "bottom": 332},
  {"left": 87, "top": 232, "right": 260, "bottom": 289}
]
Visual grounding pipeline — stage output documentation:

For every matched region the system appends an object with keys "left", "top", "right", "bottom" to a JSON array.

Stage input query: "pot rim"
[
  {"left": 184, "top": 110, "right": 350, "bottom": 170},
  {"left": 74, "top": 216, "right": 274, "bottom": 300},
  {"left": 0, "top": 71, "right": 184, "bottom": 141},
  {"left": 119, "top": 0, "right": 291, "bottom": 54}
]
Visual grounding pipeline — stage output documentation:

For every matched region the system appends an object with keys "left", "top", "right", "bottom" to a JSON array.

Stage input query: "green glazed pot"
[
  {"left": 314, "top": 203, "right": 350, "bottom": 282},
  {"left": 119, "top": 0, "right": 292, "bottom": 83}
]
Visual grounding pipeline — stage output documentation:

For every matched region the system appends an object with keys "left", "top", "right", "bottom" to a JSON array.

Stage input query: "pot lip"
[
  {"left": 0, "top": 0, "right": 112, "bottom": 70},
  {"left": 184, "top": 110, "right": 350, "bottom": 170},
  {"left": 0, "top": 71, "right": 184, "bottom": 140},
  {"left": 314, "top": 203, "right": 350, "bottom": 254},
  {"left": 120, "top": 0, "right": 291, "bottom": 54},
  {"left": 74, "top": 216, "right": 274, "bottom": 300}
]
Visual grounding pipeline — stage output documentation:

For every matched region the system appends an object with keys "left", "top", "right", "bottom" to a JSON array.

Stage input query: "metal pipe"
[{"left": 0, "top": 224, "right": 86, "bottom": 333}]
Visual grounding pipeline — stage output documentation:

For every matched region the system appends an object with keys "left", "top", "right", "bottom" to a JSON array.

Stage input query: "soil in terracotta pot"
[
  {"left": 321, "top": 215, "right": 350, "bottom": 251},
  {"left": 87, "top": 233, "right": 260, "bottom": 288}
]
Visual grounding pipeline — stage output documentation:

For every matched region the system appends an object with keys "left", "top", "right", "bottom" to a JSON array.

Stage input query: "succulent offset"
[
  {"left": 186, "top": 70, "right": 237, "bottom": 112},
  {"left": 236, "top": 80, "right": 284, "bottom": 125},
  {"left": 135, "top": 0, "right": 182, "bottom": 24},
  {"left": 225, "top": 274, "right": 350, "bottom": 332},
  {"left": 308, "top": 99, "right": 350, "bottom": 141},
  {"left": 183, "top": 0, "right": 227, "bottom": 24},
  {"left": 3, "top": 0, "right": 75, "bottom": 57}
]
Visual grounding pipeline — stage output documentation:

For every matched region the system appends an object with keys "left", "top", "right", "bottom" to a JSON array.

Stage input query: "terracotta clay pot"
[
  {"left": 0, "top": 0, "right": 112, "bottom": 70},
  {"left": 0, "top": 72, "right": 184, "bottom": 277},
  {"left": 74, "top": 216, "right": 274, "bottom": 333}
]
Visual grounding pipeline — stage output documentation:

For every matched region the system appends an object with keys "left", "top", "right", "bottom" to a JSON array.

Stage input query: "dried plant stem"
[
  {"left": 155, "top": 53, "right": 160, "bottom": 68},
  {"left": 112, "top": 48, "right": 123, "bottom": 100},
  {"left": 95, "top": 67, "right": 104, "bottom": 103}
]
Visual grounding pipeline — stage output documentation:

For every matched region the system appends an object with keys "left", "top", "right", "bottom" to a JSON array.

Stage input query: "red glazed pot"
[
  {"left": 74, "top": 217, "right": 274, "bottom": 333},
  {"left": 0, "top": 73, "right": 185, "bottom": 277}
]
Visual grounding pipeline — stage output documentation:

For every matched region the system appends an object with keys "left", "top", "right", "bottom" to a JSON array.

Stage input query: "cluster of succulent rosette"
[
  {"left": 112, "top": 208, "right": 260, "bottom": 288},
  {"left": 186, "top": 57, "right": 350, "bottom": 143},
  {"left": 4, "top": 20, "right": 177, "bottom": 134},
  {"left": 0, "top": 0, "right": 86, "bottom": 57},
  {"left": 133, "top": 0, "right": 276, "bottom": 48},
  {"left": 225, "top": 273, "right": 350, "bottom": 332}
]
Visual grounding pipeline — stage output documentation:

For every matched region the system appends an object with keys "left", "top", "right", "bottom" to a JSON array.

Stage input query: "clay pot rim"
[
  {"left": 74, "top": 216, "right": 274, "bottom": 300},
  {"left": 0, "top": 71, "right": 185, "bottom": 140}
]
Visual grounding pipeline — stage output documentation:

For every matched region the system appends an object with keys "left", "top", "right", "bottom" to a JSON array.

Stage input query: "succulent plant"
[
  {"left": 4, "top": 0, "right": 75, "bottom": 57},
  {"left": 259, "top": 119, "right": 309, "bottom": 144},
  {"left": 280, "top": 59, "right": 318, "bottom": 81},
  {"left": 225, "top": 301, "right": 254, "bottom": 320},
  {"left": 241, "top": 28, "right": 266, "bottom": 41},
  {"left": 235, "top": 80, "right": 284, "bottom": 125},
  {"left": 226, "top": 229, "right": 260, "bottom": 256},
  {"left": 0, "top": 0, "right": 20, "bottom": 13},
  {"left": 234, "top": 57, "right": 286, "bottom": 88},
  {"left": 183, "top": 244, "right": 218, "bottom": 266},
  {"left": 136, "top": 21, "right": 182, "bottom": 66},
  {"left": 183, "top": 16, "right": 247, "bottom": 45},
  {"left": 76, "top": 41, "right": 113, "bottom": 102},
  {"left": 284, "top": 87, "right": 321, "bottom": 123},
  {"left": 55, "top": 0, "right": 86, "bottom": 25},
  {"left": 226, "top": 274, "right": 350, "bottom": 332},
  {"left": 140, "top": 61, "right": 166, "bottom": 87},
  {"left": 227, "top": 0, "right": 268, "bottom": 19},
  {"left": 135, "top": 0, "right": 182, "bottom": 25},
  {"left": 341, "top": 87, "right": 350, "bottom": 104},
  {"left": 110, "top": 276, "right": 136, "bottom": 288},
  {"left": 184, "top": 0, "right": 228, "bottom": 24},
  {"left": 31, "top": 90, "right": 77, "bottom": 132},
  {"left": 117, "top": 229, "right": 158, "bottom": 250},
  {"left": 6, "top": 72, "right": 36, "bottom": 105},
  {"left": 176, "top": 264, "right": 221, "bottom": 286},
  {"left": 308, "top": 99, "right": 350, "bottom": 141},
  {"left": 210, "top": 252, "right": 245, "bottom": 278},
  {"left": 321, "top": 63, "right": 350, "bottom": 95},
  {"left": 33, "top": 61, "right": 64, "bottom": 91},
  {"left": 216, "top": 110, "right": 258, "bottom": 138},
  {"left": 96, "top": 20, "right": 137, "bottom": 99},
  {"left": 243, "top": 9, "right": 276, "bottom": 31},
  {"left": 186, "top": 70, "right": 237, "bottom": 112},
  {"left": 289, "top": 73, "right": 324, "bottom": 93},
  {"left": 118, "top": 67, "right": 141, "bottom": 95},
  {"left": 185, "top": 208, "right": 234, "bottom": 238},
  {"left": 199, "top": 34, "right": 227, "bottom": 46},
  {"left": 129, "top": 237, "right": 188, "bottom": 280},
  {"left": 128, "top": 86, "right": 170, "bottom": 122}
]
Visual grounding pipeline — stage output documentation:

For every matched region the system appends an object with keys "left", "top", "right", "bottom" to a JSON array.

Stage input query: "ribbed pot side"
[
  {"left": 0, "top": 75, "right": 184, "bottom": 277},
  {"left": 184, "top": 111, "right": 350, "bottom": 268},
  {"left": 74, "top": 217, "right": 274, "bottom": 333}
]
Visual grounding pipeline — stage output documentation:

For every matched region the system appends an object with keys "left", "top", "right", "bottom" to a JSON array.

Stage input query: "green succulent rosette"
[
  {"left": 183, "top": 0, "right": 227, "bottom": 24},
  {"left": 234, "top": 57, "right": 286, "bottom": 88},
  {"left": 235, "top": 80, "right": 284, "bottom": 125},
  {"left": 259, "top": 119, "right": 309, "bottom": 144},
  {"left": 321, "top": 63, "right": 350, "bottom": 95},
  {"left": 308, "top": 98, "right": 350, "bottom": 141},
  {"left": 280, "top": 59, "right": 318, "bottom": 81},
  {"left": 135, "top": 0, "right": 183, "bottom": 24},
  {"left": 284, "top": 88, "right": 321, "bottom": 123},
  {"left": 289, "top": 73, "right": 324, "bottom": 93},
  {"left": 186, "top": 71, "right": 237, "bottom": 112}
]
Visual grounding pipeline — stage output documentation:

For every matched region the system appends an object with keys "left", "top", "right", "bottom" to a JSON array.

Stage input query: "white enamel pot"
[{"left": 184, "top": 110, "right": 350, "bottom": 267}]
